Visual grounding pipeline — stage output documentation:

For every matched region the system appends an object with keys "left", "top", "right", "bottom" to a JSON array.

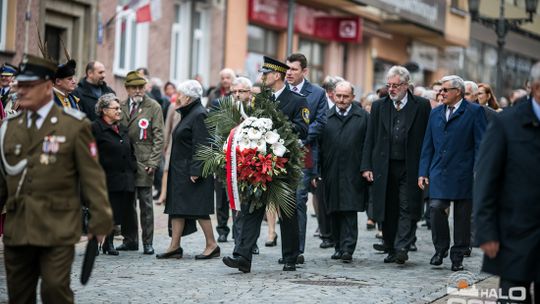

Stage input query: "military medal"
[
  {"left": 138, "top": 118, "right": 149, "bottom": 140},
  {"left": 51, "top": 116, "right": 58, "bottom": 124},
  {"left": 14, "top": 144, "right": 22, "bottom": 156}
]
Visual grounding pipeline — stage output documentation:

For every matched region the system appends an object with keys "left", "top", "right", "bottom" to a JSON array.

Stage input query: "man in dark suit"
[
  {"left": 474, "top": 62, "right": 540, "bottom": 304},
  {"left": 223, "top": 56, "right": 309, "bottom": 272},
  {"left": 418, "top": 75, "right": 487, "bottom": 271},
  {"left": 286, "top": 53, "right": 327, "bottom": 260},
  {"left": 361, "top": 66, "right": 431, "bottom": 265}
]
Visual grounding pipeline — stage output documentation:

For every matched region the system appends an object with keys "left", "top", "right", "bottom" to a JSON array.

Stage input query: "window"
[
  {"left": 0, "top": 0, "right": 7, "bottom": 50},
  {"left": 245, "top": 25, "right": 278, "bottom": 81},
  {"left": 113, "top": 6, "right": 148, "bottom": 76},
  {"left": 298, "top": 39, "right": 325, "bottom": 84}
]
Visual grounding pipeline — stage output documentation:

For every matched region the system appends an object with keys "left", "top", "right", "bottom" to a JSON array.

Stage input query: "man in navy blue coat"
[
  {"left": 418, "top": 75, "right": 487, "bottom": 271},
  {"left": 286, "top": 53, "right": 327, "bottom": 260}
]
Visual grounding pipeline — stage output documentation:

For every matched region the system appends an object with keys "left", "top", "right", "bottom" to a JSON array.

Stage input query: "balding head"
[{"left": 86, "top": 61, "right": 106, "bottom": 85}]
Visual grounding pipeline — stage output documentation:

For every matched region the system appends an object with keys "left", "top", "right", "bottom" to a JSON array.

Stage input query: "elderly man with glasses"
[{"left": 418, "top": 75, "right": 487, "bottom": 271}]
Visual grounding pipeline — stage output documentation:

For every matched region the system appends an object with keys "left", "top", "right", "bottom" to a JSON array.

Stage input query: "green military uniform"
[{"left": 0, "top": 54, "right": 113, "bottom": 304}]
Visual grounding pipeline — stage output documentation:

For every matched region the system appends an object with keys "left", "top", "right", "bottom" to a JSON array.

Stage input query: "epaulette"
[
  {"left": 6, "top": 111, "right": 23, "bottom": 120},
  {"left": 63, "top": 107, "right": 86, "bottom": 120}
]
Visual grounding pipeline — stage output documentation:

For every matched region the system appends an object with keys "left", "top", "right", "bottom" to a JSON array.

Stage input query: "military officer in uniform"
[
  {"left": 53, "top": 59, "right": 80, "bottom": 110},
  {"left": 0, "top": 54, "right": 113, "bottom": 304},
  {"left": 222, "top": 56, "right": 309, "bottom": 272}
]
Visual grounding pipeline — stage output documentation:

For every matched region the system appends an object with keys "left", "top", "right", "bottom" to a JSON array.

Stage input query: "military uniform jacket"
[
  {"left": 120, "top": 95, "right": 164, "bottom": 187},
  {"left": 0, "top": 104, "right": 113, "bottom": 246},
  {"left": 275, "top": 86, "right": 309, "bottom": 140}
]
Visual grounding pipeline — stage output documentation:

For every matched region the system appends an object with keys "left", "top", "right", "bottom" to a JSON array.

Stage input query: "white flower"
[
  {"left": 248, "top": 128, "right": 263, "bottom": 140},
  {"left": 238, "top": 137, "right": 251, "bottom": 151},
  {"left": 256, "top": 139, "right": 267, "bottom": 154},
  {"left": 261, "top": 118, "right": 273, "bottom": 129},
  {"left": 264, "top": 130, "right": 280, "bottom": 145},
  {"left": 271, "top": 143, "right": 287, "bottom": 157},
  {"left": 249, "top": 140, "right": 259, "bottom": 150},
  {"left": 279, "top": 138, "right": 284, "bottom": 144},
  {"left": 243, "top": 117, "right": 256, "bottom": 126}
]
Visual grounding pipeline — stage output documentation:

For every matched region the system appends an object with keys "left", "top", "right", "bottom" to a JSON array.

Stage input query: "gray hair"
[
  {"left": 386, "top": 66, "right": 410, "bottom": 84},
  {"left": 530, "top": 62, "right": 540, "bottom": 82},
  {"left": 440, "top": 75, "right": 465, "bottom": 98},
  {"left": 365, "top": 93, "right": 378, "bottom": 103},
  {"left": 335, "top": 80, "right": 355, "bottom": 96},
  {"left": 322, "top": 75, "right": 345, "bottom": 92},
  {"left": 421, "top": 90, "right": 437, "bottom": 101},
  {"left": 464, "top": 81, "right": 479, "bottom": 94},
  {"left": 95, "top": 93, "right": 120, "bottom": 117},
  {"left": 220, "top": 68, "right": 236, "bottom": 78},
  {"left": 177, "top": 80, "right": 203, "bottom": 100},
  {"left": 232, "top": 76, "right": 252, "bottom": 89}
]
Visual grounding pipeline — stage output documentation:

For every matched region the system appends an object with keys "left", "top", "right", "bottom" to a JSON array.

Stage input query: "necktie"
[
  {"left": 270, "top": 94, "right": 276, "bottom": 102},
  {"left": 292, "top": 86, "right": 298, "bottom": 92},
  {"left": 130, "top": 102, "right": 138, "bottom": 117},
  {"left": 395, "top": 100, "right": 402, "bottom": 111},
  {"left": 339, "top": 108, "right": 346, "bottom": 116},
  {"left": 29, "top": 112, "right": 40, "bottom": 139},
  {"left": 447, "top": 106, "right": 455, "bottom": 121}
]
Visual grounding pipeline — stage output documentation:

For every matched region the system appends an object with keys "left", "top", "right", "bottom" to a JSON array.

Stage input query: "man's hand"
[
  {"left": 480, "top": 241, "right": 499, "bottom": 259},
  {"left": 87, "top": 233, "right": 105, "bottom": 244},
  {"left": 145, "top": 167, "right": 155, "bottom": 174},
  {"left": 418, "top": 177, "right": 429, "bottom": 190},
  {"left": 362, "top": 171, "right": 374, "bottom": 182},
  {"left": 190, "top": 176, "right": 199, "bottom": 183}
]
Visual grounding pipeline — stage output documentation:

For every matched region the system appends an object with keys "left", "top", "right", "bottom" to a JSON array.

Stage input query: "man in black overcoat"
[
  {"left": 319, "top": 81, "right": 368, "bottom": 263},
  {"left": 222, "top": 56, "right": 309, "bottom": 272},
  {"left": 474, "top": 62, "right": 540, "bottom": 304},
  {"left": 361, "top": 66, "right": 431, "bottom": 265}
]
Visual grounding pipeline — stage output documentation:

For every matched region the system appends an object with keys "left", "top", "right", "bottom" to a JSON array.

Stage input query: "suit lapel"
[
  {"left": 405, "top": 95, "right": 419, "bottom": 133},
  {"left": 447, "top": 100, "right": 467, "bottom": 123},
  {"left": 381, "top": 98, "right": 391, "bottom": 132}
]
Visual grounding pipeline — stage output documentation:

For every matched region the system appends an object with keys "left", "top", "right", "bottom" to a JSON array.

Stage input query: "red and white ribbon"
[{"left": 226, "top": 127, "right": 242, "bottom": 211}]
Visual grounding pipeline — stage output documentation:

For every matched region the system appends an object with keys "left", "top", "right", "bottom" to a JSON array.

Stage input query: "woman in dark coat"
[
  {"left": 91, "top": 93, "right": 137, "bottom": 255},
  {"left": 156, "top": 80, "right": 219, "bottom": 260}
]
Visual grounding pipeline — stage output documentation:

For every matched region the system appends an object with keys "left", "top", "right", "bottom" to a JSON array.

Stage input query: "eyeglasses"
[
  {"left": 386, "top": 83, "right": 406, "bottom": 89},
  {"left": 439, "top": 87, "right": 458, "bottom": 93},
  {"left": 105, "top": 107, "right": 121, "bottom": 111},
  {"left": 232, "top": 89, "right": 251, "bottom": 94}
]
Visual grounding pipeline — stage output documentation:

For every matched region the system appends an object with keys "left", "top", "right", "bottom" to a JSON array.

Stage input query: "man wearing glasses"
[
  {"left": 361, "top": 66, "right": 431, "bottom": 265},
  {"left": 118, "top": 71, "right": 164, "bottom": 255},
  {"left": 418, "top": 75, "right": 487, "bottom": 271}
]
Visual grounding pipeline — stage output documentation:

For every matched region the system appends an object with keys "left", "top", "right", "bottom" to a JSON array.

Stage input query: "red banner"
[{"left": 314, "top": 17, "right": 362, "bottom": 43}]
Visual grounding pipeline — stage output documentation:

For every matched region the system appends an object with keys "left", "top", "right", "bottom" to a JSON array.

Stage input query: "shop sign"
[{"left": 314, "top": 17, "right": 362, "bottom": 43}]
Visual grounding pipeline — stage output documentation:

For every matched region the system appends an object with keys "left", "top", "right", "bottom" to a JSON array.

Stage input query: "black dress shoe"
[
  {"left": 265, "top": 234, "right": 278, "bottom": 247},
  {"left": 222, "top": 256, "right": 251, "bottom": 273},
  {"left": 156, "top": 247, "right": 183, "bottom": 259},
  {"left": 341, "top": 252, "right": 353, "bottom": 263},
  {"left": 217, "top": 234, "right": 228, "bottom": 243},
  {"left": 430, "top": 251, "right": 448, "bottom": 266},
  {"left": 373, "top": 243, "right": 388, "bottom": 253},
  {"left": 384, "top": 253, "right": 396, "bottom": 263},
  {"left": 251, "top": 244, "right": 259, "bottom": 255},
  {"left": 331, "top": 251, "right": 343, "bottom": 260},
  {"left": 282, "top": 263, "right": 296, "bottom": 271},
  {"left": 451, "top": 261, "right": 464, "bottom": 271},
  {"left": 116, "top": 243, "right": 138, "bottom": 251},
  {"left": 394, "top": 250, "right": 408, "bottom": 264},
  {"left": 195, "top": 246, "right": 220, "bottom": 260},
  {"left": 319, "top": 240, "right": 335, "bottom": 249},
  {"left": 143, "top": 245, "right": 155, "bottom": 255},
  {"left": 409, "top": 243, "right": 418, "bottom": 252},
  {"left": 278, "top": 254, "right": 304, "bottom": 265},
  {"left": 464, "top": 247, "right": 472, "bottom": 257}
]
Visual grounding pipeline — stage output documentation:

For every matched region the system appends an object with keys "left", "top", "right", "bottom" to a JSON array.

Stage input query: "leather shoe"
[
  {"left": 331, "top": 251, "right": 343, "bottom": 260},
  {"left": 451, "top": 261, "right": 464, "bottom": 271},
  {"left": 222, "top": 256, "right": 251, "bottom": 273},
  {"left": 156, "top": 247, "right": 183, "bottom": 259},
  {"left": 384, "top": 253, "right": 396, "bottom": 263},
  {"left": 195, "top": 246, "right": 220, "bottom": 260},
  {"left": 464, "top": 247, "right": 472, "bottom": 257},
  {"left": 430, "top": 251, "right": 448, "bottom": 266},
  {"left": 341, "top": 252, "right": 353, "bottom": 263},
  {"left": 143, "top": 245, "right": 154, "bottom": 255},
  {"left": 116, "top": 243, "right": 138, "bottom": 251},
  {"left": 278, "top": 254, "right": 304, "bottom": 265},
  {"left": 251, "top": 244, "right": 259, "bottom": 255},
  {"left": 409, "top": 243, "right": 418, "bottom": 252},
  {"left": 394, "top": 250, "right": 408, "bottom": 264},
  {"left": 282, "top": 263, "right": 296, "bottom": 271},
  {"left": 319, "top": 240, "right": 335, "bottom": 249},
  {"left": 373, "top": 243, "right": 388, "bottom": 253},
  {"left": 217, "top": 234, "right": 228, "bottom": 243}
]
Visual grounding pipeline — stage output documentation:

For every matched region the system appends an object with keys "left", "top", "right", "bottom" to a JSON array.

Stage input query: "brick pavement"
[{"left": 0, "top": 199, "right": 495, "bottom": 304}]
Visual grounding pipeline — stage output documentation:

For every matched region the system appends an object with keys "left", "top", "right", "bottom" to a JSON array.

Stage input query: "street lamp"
[{"left": 468, "top": 0, "right": 538, "bottom": 98}]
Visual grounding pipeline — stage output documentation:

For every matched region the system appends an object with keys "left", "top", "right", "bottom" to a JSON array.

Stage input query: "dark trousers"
[
  {"left": 330, "top": 211, "right": 358, "bottom": 254},
  {"left": 122, "top": 186, "right": 154, "bottom": 246},
  {"left": 429, "top": 199, "right": 471, "bottom": 262},
  {"left": 108, "top": 191, "right": 135, "bottom": 225},
  {"left": 499, "top": 279, "right": 538, "bottom": 304},
  {"left": 314, "top": 179, "right": 332, "bottom": 241},
  {"left": 4, "top": 245, "right": 75, "bottom": 304},
  {"left": 214, "top": 180, "right": 230, "bottom": 237},
  {"left": 153, "top": 155, "right": 164, "bottom": 195},
  {"left": 295, "top": 169, "right": 313, "bottom": 253},
  {"left": 234, "top": 203, "right": 299, "bottom": 263},
  {"left": 383, "top": 160, "right": 414, "bottom": 252}
]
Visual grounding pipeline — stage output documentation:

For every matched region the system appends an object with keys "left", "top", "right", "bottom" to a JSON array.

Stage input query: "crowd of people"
[{"left": 0, "top": 51, "right": 539, "bottom": 303}]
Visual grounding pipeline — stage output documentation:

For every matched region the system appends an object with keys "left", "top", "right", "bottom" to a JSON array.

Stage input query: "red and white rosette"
[
  {"left": 225, "top": 126, "right": 243, "bottom": 211},
  {"left": 138, "top": 118, "right": 149, "bottom": 140}
]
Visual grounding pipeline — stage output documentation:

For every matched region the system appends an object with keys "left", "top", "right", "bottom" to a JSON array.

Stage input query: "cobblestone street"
[{"left": 1, "top": 200, "right": 492, "bottom": 304}]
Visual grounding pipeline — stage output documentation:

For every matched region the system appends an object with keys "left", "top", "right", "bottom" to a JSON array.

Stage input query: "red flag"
[{"left": 136, "top": 3, "right": 151, "bottom": 23}]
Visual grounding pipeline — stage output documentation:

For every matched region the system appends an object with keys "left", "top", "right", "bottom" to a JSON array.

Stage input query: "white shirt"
[
  {"left": 336, "top": 104, "right": 352, "bottom": 116},
  {"left": 393, "top": 93, "right": 408, "bottom": 110},
  {"left": 446, "top": 99, "right": 463, "bottom": 121},
  {"left": 27, "top": 100, "right": 55, "bottom": 129},
  {"left": 273, "top": 84, "right": 287, "bottom": 100},
  {"left": 289, "top": 79, "right": 305, "bottom": 94},
  {"left": 326, "top": 93, "right": 334, "bottom": 109}
]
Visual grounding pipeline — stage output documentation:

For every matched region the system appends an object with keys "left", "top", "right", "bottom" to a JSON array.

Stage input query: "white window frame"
[
  {"left": 113, "top": 6, "right": 149, "bottom": 76},
  {"left": 0, "top": 0, "right": 8, "bottom": 50}
]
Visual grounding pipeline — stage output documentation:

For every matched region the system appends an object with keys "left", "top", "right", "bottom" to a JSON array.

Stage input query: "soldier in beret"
[
  {"left": 0, "top": 54, "right": 113, "bottom": 303},
  {"left": 53, "top": 59, "right": 80, "bottom": 110}
]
